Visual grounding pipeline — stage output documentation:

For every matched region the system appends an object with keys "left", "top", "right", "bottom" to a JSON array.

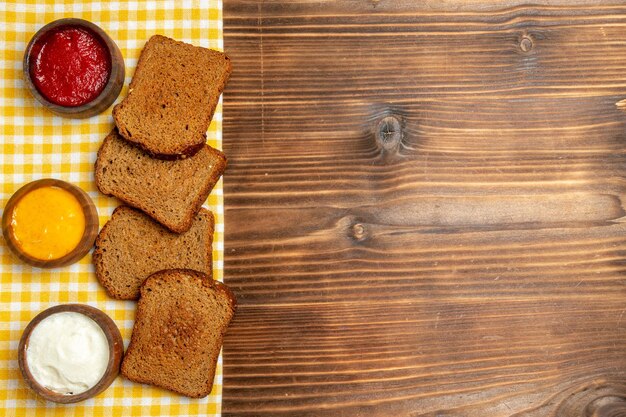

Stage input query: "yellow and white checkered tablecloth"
[{"left": 0, "top": 1, "right": 225, "bottom": 416}]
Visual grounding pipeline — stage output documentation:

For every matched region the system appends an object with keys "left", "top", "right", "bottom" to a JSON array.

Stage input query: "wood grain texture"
[{"left": 222, "top": 2, "right": 626, "bottom": 416}]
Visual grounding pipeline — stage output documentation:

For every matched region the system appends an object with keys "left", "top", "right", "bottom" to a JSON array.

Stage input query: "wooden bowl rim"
[
  {"left": 22, "top": 17, "right": 125, "bottom": 118},
  {"left": 18, "top": 304, "right": 124, "bottom": 404},
  {"left": 1, "top": 178, "right": 99, "bottom": 268}
]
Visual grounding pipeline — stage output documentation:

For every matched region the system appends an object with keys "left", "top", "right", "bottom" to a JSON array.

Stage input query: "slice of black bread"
[
  {"left": 121, "top": 269, "right": 236, "bottom": 398},
  {"left": 113, "top": 34, "right": 232, "bottom": 158},
  {"left": 95, "top": 129, "right": 226, "bottom": 233},
  {"left": 93, "top": 206, "right": 214, "bottom": 300}
]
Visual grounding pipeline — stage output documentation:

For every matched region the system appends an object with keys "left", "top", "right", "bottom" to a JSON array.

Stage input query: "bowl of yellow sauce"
[{"left": 2, "top": 179, "right": 98, "bottom": 268}]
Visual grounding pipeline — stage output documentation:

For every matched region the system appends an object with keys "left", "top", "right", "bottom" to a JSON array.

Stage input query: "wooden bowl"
[
  {"left": 1, "top": 179, "right": 99, "bottom": 268},
  {"left": 18, "top": 304, "right": 124, "bottom": 403},
  {"left": 22, "top": 18, "right": 125, "bottom": 118}
]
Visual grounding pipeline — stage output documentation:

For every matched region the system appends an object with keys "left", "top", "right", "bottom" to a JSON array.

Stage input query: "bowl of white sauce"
[{"left": 18, "top": 304, "right": 123, "bottom": 403}]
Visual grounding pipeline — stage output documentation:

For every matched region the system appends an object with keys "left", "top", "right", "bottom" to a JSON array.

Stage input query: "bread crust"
[
  {"left": 92, "top": 206, "right": 214, "bottom": 300},
  {"left": 121, "top": 269, "right": 236, "bottom": 398},
  {"left": 94, "top": 129, "right": 227, "bottom": 233},
  {"left": 113, "top": 35, "right": 232, "bottom": 159}
]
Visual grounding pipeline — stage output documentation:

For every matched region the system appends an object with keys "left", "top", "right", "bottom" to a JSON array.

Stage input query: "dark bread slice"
[
  {"left": 95, "top": 129, "right": 226, "bottom": 233},
  {"left": 121, "top": 269, "right": 236, "bottom": 398},
  {"left": 113, "top": 34, "right": 232, "bottom": 158},
  {"left": 93, "top": 206, "right": 214, "bottom": 300}
]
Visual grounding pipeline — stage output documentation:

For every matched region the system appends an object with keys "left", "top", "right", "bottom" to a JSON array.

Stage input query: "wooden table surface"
[{"left": 221, "top": 2, "right": 626, "bottom": 416}]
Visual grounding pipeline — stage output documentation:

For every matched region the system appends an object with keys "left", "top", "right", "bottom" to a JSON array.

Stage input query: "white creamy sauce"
[{"left": 26, "top": 311, "right": 109, "bottom": 395}]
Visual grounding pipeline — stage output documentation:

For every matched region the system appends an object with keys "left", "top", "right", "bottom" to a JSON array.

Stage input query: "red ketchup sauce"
[{"left": 29, "top": 26, "right": 111, "bottom": 107}]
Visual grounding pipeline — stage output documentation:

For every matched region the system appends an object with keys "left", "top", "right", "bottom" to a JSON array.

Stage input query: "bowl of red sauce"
[{"left": 23, "top": 18, "right": 124, "bottom": 118}]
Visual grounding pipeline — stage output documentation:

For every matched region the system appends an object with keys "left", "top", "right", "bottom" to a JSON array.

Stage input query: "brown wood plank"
[{"left": 222, "top": 2, "right": 626, "bottom": 416}]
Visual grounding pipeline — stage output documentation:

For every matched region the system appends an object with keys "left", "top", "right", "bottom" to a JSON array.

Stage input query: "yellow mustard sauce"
[{"left": 10, "top": 186, "right": 85, "bottom": 260}]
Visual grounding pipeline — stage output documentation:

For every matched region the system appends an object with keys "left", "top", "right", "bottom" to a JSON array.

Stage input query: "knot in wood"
[
  {"left": 376, "top": 115, "right": 402, "bottom": 150},
  {"left": 587, "top": 395, "right": 626, "bottom": 417},
  {"left": 352, "top": 223, "right": 365, "bottom": 241},
  {"left": 520, "top": 36, "right": 533, "bottom": 52}
]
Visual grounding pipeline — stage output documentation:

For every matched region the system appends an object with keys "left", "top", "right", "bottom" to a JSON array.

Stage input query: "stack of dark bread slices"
[{"left": 93, "top": 35, "right": 236, "bottom": 398}]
